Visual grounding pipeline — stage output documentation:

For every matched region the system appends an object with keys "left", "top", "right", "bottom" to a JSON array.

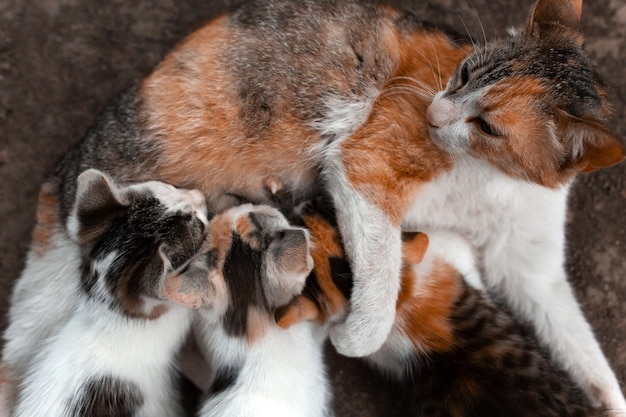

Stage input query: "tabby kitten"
[
  {"left": 162, "top": 204, "right": 331, "bottom": 417},
  {"left": 3, "top": 0, "right": 624, "bottom": 412},
  {"left": 10, "top": 169, "right": 208, "bottom": 417},
  {"left": 278, "top": 200, "right": 606, "bottom": 417}
]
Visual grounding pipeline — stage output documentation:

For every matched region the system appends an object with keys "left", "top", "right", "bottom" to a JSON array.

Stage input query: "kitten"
[
  {"left": 10, "top": 169, "right": 208, "bottom": 417},
  {"left": 279, "top": 199, "right": 607, "bottom": 417},
  {"left": 162, "top": 204, "right": 331, "bottom": 417},
  {"left": 3, "top": 0, "right": 624, "bottom": 411}
]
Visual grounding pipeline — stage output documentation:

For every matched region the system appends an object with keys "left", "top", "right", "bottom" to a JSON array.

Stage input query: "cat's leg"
[
  {"left": 486, "top": 235, "right": 626, "bottom": 414},
  {"left": 321, "top": 145, "right": 403, "bottom": 357}
]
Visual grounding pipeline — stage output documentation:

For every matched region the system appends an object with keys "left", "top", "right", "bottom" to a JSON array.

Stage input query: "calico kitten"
[
  {"left": 162, "top": 204, "right": 331, "bottom": 417},
  {"left": 4, "top": 0, "right": 624, "bottom": 412},
  {"left": 11, "top": 169, "right": 208, "bottom": 417},
  {"left": 278, "top": 200, "right": 606, "bottom": 417}
]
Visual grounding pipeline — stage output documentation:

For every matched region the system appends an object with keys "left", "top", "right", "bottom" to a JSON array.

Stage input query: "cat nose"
[{"left": 427, "top": 99, "right": 458, "bottom": 128}]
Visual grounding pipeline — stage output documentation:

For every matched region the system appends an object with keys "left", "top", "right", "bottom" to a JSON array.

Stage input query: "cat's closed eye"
[{"left": 472, "top": 117, "right": 502, "bottom": 138}]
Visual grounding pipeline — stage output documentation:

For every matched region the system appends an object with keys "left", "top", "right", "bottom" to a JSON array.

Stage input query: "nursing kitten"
[
  {"left": 278, "top": 200, "right": 606, "bottom": 417},
  {"left": 11, "top": 169, "right": 208, "bottom": 417},
  {"left": 3, "top": 0, "right": 624, "bottom": 412},
  {"left": 162, "top": 204, "right": 331, "bottom": 417}
]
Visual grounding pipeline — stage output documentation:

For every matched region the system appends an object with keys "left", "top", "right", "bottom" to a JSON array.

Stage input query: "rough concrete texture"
[{"left": 0, "top": 0, "right": 624, "bottom": 415}]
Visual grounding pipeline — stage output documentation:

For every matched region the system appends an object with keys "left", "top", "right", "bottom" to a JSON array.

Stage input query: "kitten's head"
[
  {"left": 427, "top": 0, "right": 624, "bottom": 187},
  {"left": 163, "top": 204, "right": 313, "bottom": 337},
  {"left": 68, "top": 169, "right": 208, "bottom": 317}
]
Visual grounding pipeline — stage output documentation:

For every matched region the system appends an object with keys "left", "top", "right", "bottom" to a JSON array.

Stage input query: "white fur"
[
  {"left": 316, "top": 94, "right": 402, "bottom": 356},
  {"left": 195, "top": 315, "right": 332, "bottom": 417},
  {"left": 1, "top": 231, "right": 80, "bottom": 393},
  {"left": 321, "top": 142, "right": 403, "bottom": 357},
  {"left": 3, "top": 173, "right": 209, "bottom": 416},
  {"left": 313, "top": 94, "right": 403, "bottom": 358},
  {"left": 13, "top": 297, "right": 192, "bottom": 417},
  {"left": 309, "top": 92, "right": 378, "bottom": 151},
  {"left": 402, "top": 157, "right": 626, "bottom": 412}
]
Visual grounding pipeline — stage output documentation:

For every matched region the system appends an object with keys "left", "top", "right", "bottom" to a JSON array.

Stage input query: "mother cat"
[{"left": 2, "top": 0, "right": 624, "bottom": 412}]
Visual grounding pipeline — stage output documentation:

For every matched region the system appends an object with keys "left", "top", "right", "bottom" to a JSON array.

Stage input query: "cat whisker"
[
  {"left": 469, "top": 0, "right": 488, "bottom": 47},
  {"left": 387, "top": 76, "right": 438, "bottom": 96},
  {"left": 410, "top": 48, "right": 447, "bottom": 93},
  {"left": 457, "top": 14, "right": 478, "bottom": 67},
  {"left": 427, "top": 38, "right": 444, "bottom": 91},
  {"left": 377, "top": 85, "right": 435, "bottom": 103}
]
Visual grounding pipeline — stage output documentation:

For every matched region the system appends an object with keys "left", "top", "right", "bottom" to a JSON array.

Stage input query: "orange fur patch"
[
  {"left": 475, "top": 76, "right": 573, "bottom": 187},
  {"left": 30, "top": 182, "right": 60, "bottom": 256},
  {"left": 396, "top": 259, "right": 461, "bottom": 353},
  {"left": 303, "top": 215, "right": 348, "bottom": 319},
  {"left": 207, "top": 213, "right": 234, "bottom": 267},
  {"left": 140, "top": 17, "right": 318, "bottom": 200},
  {"left": 402, "top": 232, "right": 429, "bottom": 265},
  {"left": 340, "top": 32, "right": 468, "bottom": 223},
  {"left": 146, "top": 304, "right": 169, "bottom": 320},
  {"left": 246, "top": 306, "right": 273, "bottom": 343},
  {"left": 276, "top": 296, "right": 320, "bottom": 329}
]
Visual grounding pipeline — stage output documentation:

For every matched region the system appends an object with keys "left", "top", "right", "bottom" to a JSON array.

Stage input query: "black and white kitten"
[{"left": 11, "top": 169, "right": 208, "bottom": 417}]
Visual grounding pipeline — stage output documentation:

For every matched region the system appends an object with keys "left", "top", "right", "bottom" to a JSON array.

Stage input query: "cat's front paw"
[
  {"left": 328, "top": 303, "right": 395, "bottom": 357},
  {"left": 597, "top": 386, "right": 626, "bottom": 417}
]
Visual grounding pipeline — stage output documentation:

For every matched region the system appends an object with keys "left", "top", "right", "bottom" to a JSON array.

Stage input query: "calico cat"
[
  {"left": 162, "top": 203, "right": 331, "bottom": 417},
  {"left": 3, "top": 0, "right": 624, "bottom": 412},
  {"left": 10, "top": 169, "right": 208, "bottom": 417},
  {"left": 276, "top": 199, "right": 607, "bottom": 417}
]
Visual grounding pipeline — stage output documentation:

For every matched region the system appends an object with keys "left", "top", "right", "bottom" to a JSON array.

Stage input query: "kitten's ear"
[
  {"left": 75, "top": 169, "right": 129, "bottom": 212},
  {"left": 402, "top": 232, "right": 430, "bottom": 265},
  {"left": 560, "top": 115, "right": 625, "bottom": 173},
  {"left": 528, "top": 0, "right": 582, "bottom": 32},
  {"left": 68, "top": 169, "right": 128, "bottom": 243},
  {"left": 275, "top": 295, "right": 321, "bottom": 329},
  {"left": 161, "top": 260, "right": 224, "bottom": 309}
]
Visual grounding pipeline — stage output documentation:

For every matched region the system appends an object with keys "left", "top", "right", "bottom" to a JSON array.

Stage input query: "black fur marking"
[
  {"left": 208, "top": 366, "right": 240, "bottom": 396},
  {"left": 69, "top": 375, "right": 143, "bottom": 417},
  {"left": 328, "top": 257, "right": 353, "bottom": 300},
  {"left": 222, "top": 233, "right": 269, "bottom": 337},
  {"left": 299, "top": 271, "right": 325, "bottom": 312}
]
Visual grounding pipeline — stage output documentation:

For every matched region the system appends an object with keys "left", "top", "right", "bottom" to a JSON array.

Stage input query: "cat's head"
[
  {"left": 427, "top": 0, "right": 624, "bottom": 187},
  {"left": 163, "top": 203, "right": 313, "bottom": 337},
  {"left": 68, "top": 169, "right": 208, "bottom": 316}
]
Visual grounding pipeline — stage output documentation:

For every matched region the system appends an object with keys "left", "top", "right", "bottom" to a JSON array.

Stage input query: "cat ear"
[
  {"left": 402, "top": 232, "right": 430, "bottom": 265},
  {"left": 161, "top": 259, "right": 225, "bottom": 309},
  {"left": 68, "top": 169, "right": 128, "bottom": 243},
  {"left": 560, "top": 115, "right": 625, "bottom": 173},
  {"left": 528, "top": 0, "right": 582, "bottom": 32},
  {"left": 275, "top": 295, "right": 321, "bottom": 329}
]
